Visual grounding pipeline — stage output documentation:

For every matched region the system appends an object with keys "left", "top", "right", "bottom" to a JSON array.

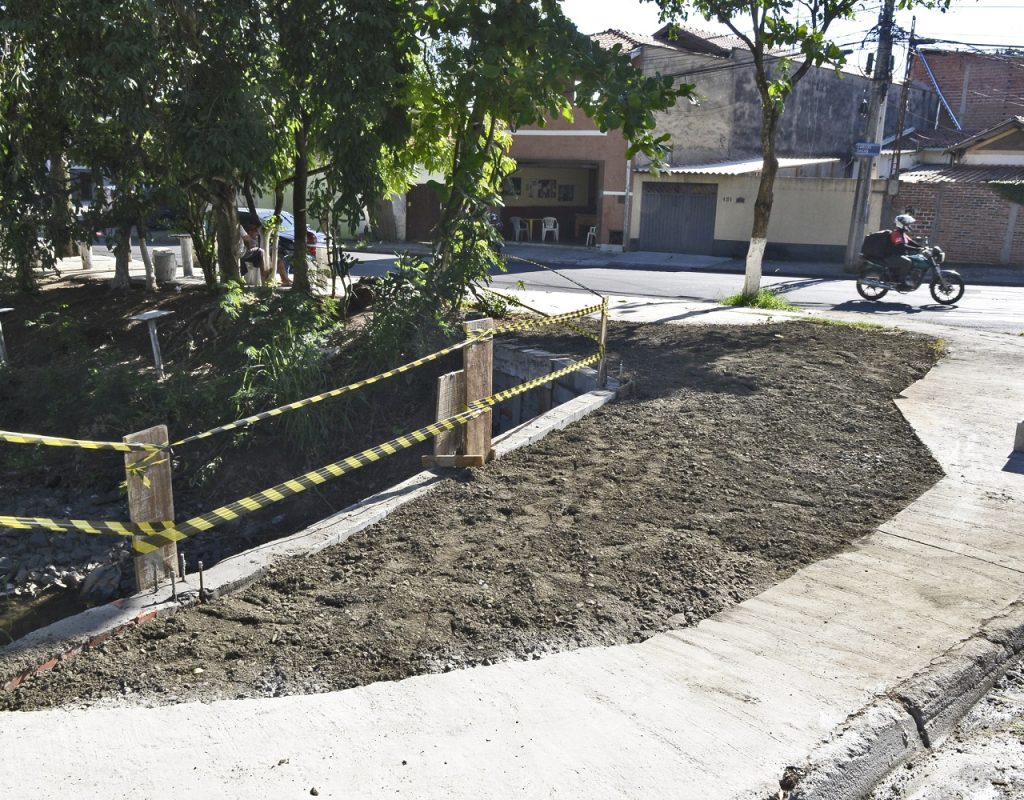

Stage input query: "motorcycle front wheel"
[
  {"left": 856, "top": 268, "right": 889, "bottom": 301},
  {"left": 929, "top": 273, "right": 964, "bottom": 305}
]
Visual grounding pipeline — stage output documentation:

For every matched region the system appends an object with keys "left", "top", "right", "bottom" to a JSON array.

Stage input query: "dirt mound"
[{"left": 0, "top": 320, "right": 944, "bottom": 710}]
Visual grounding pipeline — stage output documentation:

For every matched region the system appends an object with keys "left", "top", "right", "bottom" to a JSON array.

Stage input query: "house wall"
[
  {"left": 889, "top": 182, "right": 1024, "bottom": 266},
  {"left": 912, "top": 50, "right": 1024, "bottom": 131},
  {"left": 636, "top": 47, "right": 936, "bottom": 168},
  {"left": 631, "top": 172, "right": 886, "bottom": 260},
  {"left": 509, "top": 111, "right": 630, "bottom": 245}
]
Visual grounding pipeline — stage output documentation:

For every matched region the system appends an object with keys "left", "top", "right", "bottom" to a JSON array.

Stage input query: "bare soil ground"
[{"left": 1, "top": 319, "right": 944, "bottom": 711}]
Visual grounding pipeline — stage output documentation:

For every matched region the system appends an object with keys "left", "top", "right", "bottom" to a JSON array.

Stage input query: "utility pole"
[{"left": 844, "top": 0, "right": 897, "bottom": 270}]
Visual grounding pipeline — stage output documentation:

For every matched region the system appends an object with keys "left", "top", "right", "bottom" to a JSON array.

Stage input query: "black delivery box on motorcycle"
[{"left": 861, "top": 230, "right": 893, "bottom": 260}]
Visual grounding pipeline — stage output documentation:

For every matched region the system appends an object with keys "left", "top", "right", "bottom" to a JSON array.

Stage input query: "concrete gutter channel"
[
  {"left": 792, "top": 602, "right": 1024, "bottom": 799},
  {"left": 0, "top": 348, "right": 622, "bottom": 692},
  {"left": 2, "top": 310, "right": 1023, "bottom": 800}
]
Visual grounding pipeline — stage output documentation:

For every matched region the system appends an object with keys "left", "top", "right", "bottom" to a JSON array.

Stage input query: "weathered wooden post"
[
  {"left": 0, "top": 308, "right": 12, "bottom": 367},
  {"left": 124, "top": 425, "right": 177, "bottom": 593},
  {"left": 462, "top": 317, "right": 495, "bottom": 466},
  {"left": 597, "top": 297, "right": 609, "bottom": 388}
]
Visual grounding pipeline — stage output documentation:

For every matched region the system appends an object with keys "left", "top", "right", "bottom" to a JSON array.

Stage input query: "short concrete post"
[
  {"left": 124, "top": 425, "right": 177, "bottom": 593},
  {"left": 175, "top": 234, "right": 195, "bottom": 277},
  {"left": 1015, "top": 420, "right": 1024, "bottom": 454},
  {"left": 463, "top": 317, "right": 495, "bottom": 465},
  {"left": 77, "top": 241, "right": 93, "bottom": 270},
  {"left": 0, "top": 307, "right": 12, "bottom": 366}
]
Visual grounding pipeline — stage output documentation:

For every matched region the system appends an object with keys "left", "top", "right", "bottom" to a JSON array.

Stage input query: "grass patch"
[{"left": 721, "top": 288, "right": 798, "bottom": 311}]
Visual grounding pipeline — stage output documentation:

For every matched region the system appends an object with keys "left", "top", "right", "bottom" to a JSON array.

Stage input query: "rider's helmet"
[{"left": 895, "top": 213, "right": 916, "bottom": 231}]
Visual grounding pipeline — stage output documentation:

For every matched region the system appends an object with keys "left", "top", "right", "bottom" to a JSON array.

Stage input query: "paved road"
[{"left": 344, "top": 252, "right": 1024, "bottom": 334}]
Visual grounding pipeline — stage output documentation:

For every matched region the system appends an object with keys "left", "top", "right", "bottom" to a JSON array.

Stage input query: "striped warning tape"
[
  {"left": 0, "top": 303, "right": 604, "bottom": 455},
  {"left": 0, "top": 347, "right": 603, "bottom": 553},
  {"left": 0, "top": 431, "right": 161, "bottom": 453}
]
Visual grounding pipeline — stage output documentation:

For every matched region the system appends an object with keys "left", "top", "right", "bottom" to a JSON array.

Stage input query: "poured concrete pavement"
[{"left": 1, "top": 305, "right": 1022, "bottom": 800}]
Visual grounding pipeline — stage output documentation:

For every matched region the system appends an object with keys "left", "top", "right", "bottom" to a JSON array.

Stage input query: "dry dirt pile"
[{"left": 1, "top": 320, "right": 944, "bottom": 710}]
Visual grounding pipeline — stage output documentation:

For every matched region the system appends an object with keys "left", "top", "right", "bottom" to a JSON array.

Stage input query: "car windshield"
[{"left": 254, "top": 209, "right": 295, "bottom": 228}]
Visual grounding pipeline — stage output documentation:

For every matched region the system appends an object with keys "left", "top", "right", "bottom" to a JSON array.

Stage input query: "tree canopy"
[{"left": 0, "top": 0, "right": 687, "bottom": 331}]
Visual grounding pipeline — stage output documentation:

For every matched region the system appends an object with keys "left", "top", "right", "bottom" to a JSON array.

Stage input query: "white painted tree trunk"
[
  {"left": 743, "top": 237, "right": 766, "bottom": 297},
  {"left": 77, "top": 241, "right": 92, "bottom": 270},
  {"left": 136, "top": 227, "right": 157, "bottom": 292}
]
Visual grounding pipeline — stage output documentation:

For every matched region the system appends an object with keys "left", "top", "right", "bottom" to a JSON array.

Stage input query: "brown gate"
[{"left": 405, "top": 184, "right": 443, "bottom": 242}]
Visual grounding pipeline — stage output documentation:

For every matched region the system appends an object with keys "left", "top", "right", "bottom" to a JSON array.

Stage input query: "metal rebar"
[
  {"left": 170, "top": 567, "right": 177, "bottom": 602},
  {"left": 178, "top": 553, "right": 186, "bottom": 579},
  {"left": 151, "top": 563, "right": 159, "bottom": 594},
  {"left": 198, "top": 560, "right": 205, "bottom": 602}
]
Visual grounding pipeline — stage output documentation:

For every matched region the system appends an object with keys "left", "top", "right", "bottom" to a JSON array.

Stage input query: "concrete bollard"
[
  {"left": 153, "top": 249, "right": 177, "bottom": 283},
  {"left": 1015, "top": 421, "right": 1024, "bottom": 454},
  {"left": 174, "top": 234, "right": 195, "bottom": 277}
]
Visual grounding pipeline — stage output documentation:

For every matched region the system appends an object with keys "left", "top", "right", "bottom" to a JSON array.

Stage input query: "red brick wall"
[
  {"left": 890, "top": 182, "right": 1024, "bottom": 266},
  {"left": 911, "top": 50, "right": 1024, "bottom": 132}
]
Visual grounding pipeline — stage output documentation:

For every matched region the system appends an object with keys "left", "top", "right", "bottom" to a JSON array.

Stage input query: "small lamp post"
[
  {"left": 130, "top": 309, "right": 174, "bottom": 377},
  {"left": 0, "top": 308, "right": 12, "bottom": 366}
]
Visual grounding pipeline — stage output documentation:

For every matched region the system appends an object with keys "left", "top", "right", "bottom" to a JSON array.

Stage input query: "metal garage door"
[{"left": 638, "top": 182, "right": 717, "bottom": 254}]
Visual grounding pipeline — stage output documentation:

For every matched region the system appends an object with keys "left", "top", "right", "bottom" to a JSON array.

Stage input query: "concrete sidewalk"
[
  {"left": 50, "top": 239, "right": 1024, "bottom": 287},
  {"left": 1, "top": 301, "right": 1023, "bottom": 799}
]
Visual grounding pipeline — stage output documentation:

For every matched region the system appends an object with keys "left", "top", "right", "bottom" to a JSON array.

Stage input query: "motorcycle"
[{"left": 856, "top": 242, "right": 965, "bottom": 305}]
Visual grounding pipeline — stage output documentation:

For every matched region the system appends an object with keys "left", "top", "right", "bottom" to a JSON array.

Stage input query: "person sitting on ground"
[{"left": 885, "top": 213, "right": 922, "bottom": 286}]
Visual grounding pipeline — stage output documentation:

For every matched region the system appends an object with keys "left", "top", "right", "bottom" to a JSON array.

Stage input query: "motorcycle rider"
[{"left": 886, "top": 213, "right": 922, "bottom": 287}]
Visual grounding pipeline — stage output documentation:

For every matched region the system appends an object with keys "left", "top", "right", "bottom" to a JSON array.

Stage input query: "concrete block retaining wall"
[{"left": 493, "top": 341, "right": 617, "bottom": 433}]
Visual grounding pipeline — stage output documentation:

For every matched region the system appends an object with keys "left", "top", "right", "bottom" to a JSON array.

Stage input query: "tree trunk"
[
  {"left": 743, "top": 108, "right": 781, "bottom": 298},
  {"left": 211, "top": 184, "right": 241, "bottom": 283},
  {"left": 112, "top": 224, "right": 133, "bottom": 289},
  {"left": 136, "top": 221, "right": 157, "bottom": 292},
  {"left": 48, "top": 153, "right": 76, "bottom": 259},
  {"left": 291, "top": 117, "right": 310, "bottom": 293}
]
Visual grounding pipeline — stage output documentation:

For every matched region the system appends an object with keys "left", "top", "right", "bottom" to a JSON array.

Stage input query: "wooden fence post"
[
  {"left": 462, "top": 317, "right": 495, "bottom": 466},
  {"left": 597, "top": 297, "right": 609, "bottom": 388},
  {"left": 124, "top": 425, "right": 177, "bottom": 593}
]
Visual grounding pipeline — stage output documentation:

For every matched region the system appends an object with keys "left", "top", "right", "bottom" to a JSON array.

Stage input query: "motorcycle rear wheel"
[
  {"left": 856, "top": 268, "right": 889, "bottom": 301},
  {"left": 929, "top": 273, "right": 964, "bottom": 305}
]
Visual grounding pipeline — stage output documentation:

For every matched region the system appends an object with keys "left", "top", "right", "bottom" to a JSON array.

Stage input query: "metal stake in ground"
[
  {"left": 125, "top": 424, "right": 177, "bottom": 593},
  {"left": 130, "top": 309, "right": 174, "bottom": 377},
  {"left": 0, "top": 308, "right": 12, "bottom": 366}
]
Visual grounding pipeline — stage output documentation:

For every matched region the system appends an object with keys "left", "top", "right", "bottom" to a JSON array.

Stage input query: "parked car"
[{"left": 237, "top": 208, "right": 326, "bottom": 259}]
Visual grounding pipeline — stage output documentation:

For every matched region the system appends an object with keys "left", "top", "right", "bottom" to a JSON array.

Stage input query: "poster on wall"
[
  {"left": 558, "top": 184, "right": 575, "bottom": 202},
  {"left": 529, "top": 179, "right": 557, "bottom": 199},
  {"left": 502, "top": 177, "right": 521, "bottom": 198}
]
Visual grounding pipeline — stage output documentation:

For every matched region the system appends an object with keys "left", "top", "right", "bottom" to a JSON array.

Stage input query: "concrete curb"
[
  {"left": 0, "top": 387, "right": 619, "bottom": 693},
  {"left": 791, "top": 599, "right": 1024, "bottom": 799}
]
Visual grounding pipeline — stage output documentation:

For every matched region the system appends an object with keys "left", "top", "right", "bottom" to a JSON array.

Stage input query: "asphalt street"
[{"left": 346, "top": 251, "right": 1024, "bottom": 335}]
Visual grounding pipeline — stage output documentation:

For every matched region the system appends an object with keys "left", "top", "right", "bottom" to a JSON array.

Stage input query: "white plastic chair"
[
  {"left": 541, "top": 217, "right": 559, "bottom": 243},
  {"left": 585, "top": 226, "right": 597, "bottom": 247},
  {"left": 509, "top": 216, "right": 528, "bottom": 242}
]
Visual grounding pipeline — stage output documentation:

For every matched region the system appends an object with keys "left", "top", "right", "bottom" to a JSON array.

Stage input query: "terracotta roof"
[
  {"left": 653, "top": 23, "right": 747, "bottom": 56},
  {"left": 591, "top": 30, "right": 675, "bottom": 52},
  {"left": 591, "top": 24, "right": 746, "bottom": 58},
  {"left": 947, "top": 116, "right": 1024, "bottom": 152},
  {"left": 889, "top": 126, "right": 985, "bottom": 152},
  {"left": 898, "top": 165, "right": 1024, "bottom": 184}
]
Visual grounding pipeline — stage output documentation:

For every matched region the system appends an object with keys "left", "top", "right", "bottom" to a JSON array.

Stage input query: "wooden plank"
[
  {"left": 463, "top": 317, "right": 494, "bottom": 461},
  {"left": 433, "top": 370, "right": 466, "bottom": 456},
  {"left": 124, "top": 425, "right": 177, "bottom": 592}
]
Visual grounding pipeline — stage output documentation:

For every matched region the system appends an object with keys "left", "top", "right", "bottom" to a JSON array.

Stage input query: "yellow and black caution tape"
[
  {"left": 0, "top": 348, "right": 603, "bottom": 553},
  {"left": 0, "top": 431, "right": 161, "bottom": 453},
  {"left": 163, "top": 302, "right": 603, "bottom": 450},
  {"left": 0, "top": 303, "right": 604, "bottom": 457}
]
